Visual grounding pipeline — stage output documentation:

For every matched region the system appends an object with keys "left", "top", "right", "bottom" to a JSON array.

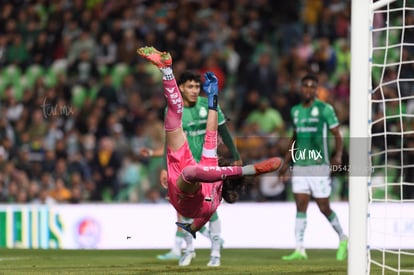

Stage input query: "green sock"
[{"left": 210, "top": 212, "right": 219, "bottom": 222}]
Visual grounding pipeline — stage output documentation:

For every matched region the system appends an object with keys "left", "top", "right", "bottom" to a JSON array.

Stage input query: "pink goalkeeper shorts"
[{"left": 166, "top": 142, "right": 220, "bottom": 220}]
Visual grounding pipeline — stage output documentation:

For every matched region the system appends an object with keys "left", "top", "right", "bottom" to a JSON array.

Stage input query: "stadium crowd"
[{"left": 0, "top": 0, "right": 409, "bottom": 204}]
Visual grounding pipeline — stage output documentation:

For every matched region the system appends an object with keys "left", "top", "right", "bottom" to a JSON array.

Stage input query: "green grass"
[
  {"left": 1, "top": 248, "right": 410, "bottom": 274},
  {"left": 0, "top": 249, "right": 348, "bottom": 275}
]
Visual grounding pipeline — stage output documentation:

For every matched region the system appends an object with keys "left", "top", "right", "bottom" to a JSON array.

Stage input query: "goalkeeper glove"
[{"left": 202, "top": 72, "right": 218, "bottom": 110}]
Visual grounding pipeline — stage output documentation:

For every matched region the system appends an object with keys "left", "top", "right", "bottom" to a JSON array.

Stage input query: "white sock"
[
  {"left": 328, "top": 212, "right": 347, "bottom": 241},
  {"left": 160, "top": 67, "right": 174, "bottom": 80},
  {"left": 172, "top": 235, "right": 183, "bottom": 255},
  {"left": 180, "top": 217, "right": 194, "bottom": 252},
  {"left": 295, "top": 212, "right": 307, "bottom": 252},
  {"left": 209, "top": 219, "right": 222, "bottom": 258},
  {"left": 199, "top": 226, "right": 211, "bottom": 239},
  {"left": 241, "top": 165, "right": 256, "bottom": 176},
  {"left": 183, "top": 231, "right": 194, "bottom": 252}
]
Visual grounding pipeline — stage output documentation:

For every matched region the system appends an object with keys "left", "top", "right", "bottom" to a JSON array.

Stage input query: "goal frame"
[{"left": 349, "top": 0, "right": 398, "bottom": 274}]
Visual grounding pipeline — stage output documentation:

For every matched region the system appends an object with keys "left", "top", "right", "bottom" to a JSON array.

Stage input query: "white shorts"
[{"left": 291, "top": 165, "right": 331, "bottom": 198}]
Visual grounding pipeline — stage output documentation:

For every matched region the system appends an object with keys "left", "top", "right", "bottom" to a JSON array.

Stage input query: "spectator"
[
  {"left": 117, "top": 29, "right": 140, "bottom": 65},
  {"left": 295, "top": 33, "right": 315, "bottom": 65},
  {"left": 68, "top": 49, "right": 100, "bottom": 89},
  {"left": 67, "top": 152, "right": 92, "bottom": 184},
  {"left": 6, "top": 180, "right": 19, "bottom": 203},
  {"left": 30, "top": 31, "right": 53, "bottom": 66},
  {"left": 0, "top": 36, "right": 7, "bottom": 66},
  {"left": 67, "top": 29, "right": 96, "bottom": 65},
  {"left": 95, "top": 32, "right": 117, "bottom": 69},
  {"left": 6, "top": 34, "right": 30, "bottom": 69},
  {"left": 332, "top": 72, "right": 350, "bottom": 102},
  {"left": 53, "top": 34, "right": 72, "bottom": 62},
  {"left": 245, "top": 97, "right": 285, "bottom": 136},
  {"left": 4, "top": 93, "right": 24, "bottom": 125},
  {"left": 308, "top": 37, "right": 337, "bottom": 76},
  {"left": 244, "top": 51, "right": 278, "bottom": 101},
  {"left": 49, "top": 177, "right": 72, "bottom": 202},
  {"left": 69, "top": 184, "right": 82, "bottom": 203},
  {"left": 16, "top": 187, "right": 28, "bottom": 203},
  {"left": 117, "top": 73, "right": 139, "bottom": 105},
  {"left": 273, "top": 78, "right": 301, "bottom": 125},
  {"left": 199, "top": 55, "right": 226, "bottom": 91},
  {"left": 42, "top": 149, "right": 57, "bottom": 173},
  {"left": 90, "top": 137, "right": 121, "bottom": 201},
  {"left": 52, "top": 158, "right": 71, "bottom": 185},
  {"left": 0, "top": 0, "right": 357, "bottom": 204},
  {"left": 0, "top": 179, "right": 7, "bottom": 202},
  {"left": 143, "top": 187, "right": 168, "bottom": 204},
  {"left": 32, "top": 187, "right": 56, "bottom": 204},
  {"left": 96, "top": 74, "right": 119, "bottom": 112},
  {"left": 0, "top": 116, "right": 16, "bottom": 145}
]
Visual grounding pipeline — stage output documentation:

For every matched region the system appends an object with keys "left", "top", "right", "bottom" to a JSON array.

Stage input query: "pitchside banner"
[
  {"left": 0, "top": 206, "right": 63, "bottom": 249},
  {"left": 0, "top": 202, "right": 413, "bottom": 249}
]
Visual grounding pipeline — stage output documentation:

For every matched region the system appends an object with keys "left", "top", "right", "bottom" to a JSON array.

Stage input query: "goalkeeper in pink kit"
[{"left": 137, "top": 46, "right": 282, "bottom": 237}]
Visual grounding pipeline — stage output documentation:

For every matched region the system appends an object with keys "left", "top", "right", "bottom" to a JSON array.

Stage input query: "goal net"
[{"left": 350, "top": 0, "right": 414, "bottom": 274}]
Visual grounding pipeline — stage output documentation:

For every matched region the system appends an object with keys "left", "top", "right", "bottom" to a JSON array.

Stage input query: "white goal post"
[
  {"left": 350, "top": 0, "right": 414, "bottom": 274},
  {"left": 349, "top": 0, "right": 371, "bottom": 274}
]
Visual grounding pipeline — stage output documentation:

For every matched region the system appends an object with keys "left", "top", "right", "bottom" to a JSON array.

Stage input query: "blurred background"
[{"left": 0, "top": 0, "right": 357, "bottom": 205}]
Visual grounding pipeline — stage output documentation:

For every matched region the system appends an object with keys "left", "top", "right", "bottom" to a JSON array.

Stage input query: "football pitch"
[
  {"left": 0, "top": 248, "right": 403, "bottom": 274},
  {"left": 0, "top": 248, "right": 350, "bottom": 275}
]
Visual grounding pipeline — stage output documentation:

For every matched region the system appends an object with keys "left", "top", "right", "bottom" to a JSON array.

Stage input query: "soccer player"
[
  {"left": 137, "top": 46, "right": 282, "bottom": 265},
  {"left": 142, "top": 70, "right": 242, "bottom": 267},
  {"left": 279, "top": 73, "right": 348, "bottom": 261}
]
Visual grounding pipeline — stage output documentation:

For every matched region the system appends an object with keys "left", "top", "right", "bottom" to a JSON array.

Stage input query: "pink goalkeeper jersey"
[{"left": 167, "top": 141, "right": 222, "bottom": 229}]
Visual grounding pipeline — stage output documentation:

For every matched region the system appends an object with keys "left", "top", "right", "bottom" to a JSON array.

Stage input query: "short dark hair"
[
  {"left": 222, "top": 178, "right": 246, "bottom": 204},
  {"left": 219, "top": 158, "right": 246, "bottom": 204},
  {"left": 301, "top": 73, "right": 319, "bottom": 84},
  {"left": 177, "top": 70, "right": 202, "bottom": 86}
]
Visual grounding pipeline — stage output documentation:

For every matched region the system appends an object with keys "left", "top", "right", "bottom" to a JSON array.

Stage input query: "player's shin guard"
[
  {"left": 209, "top": 218, "right": 221, "bottom": 258},
  {"left": 328, "top": 211, "right": 346, "bottom": 240},
  {"left": 163, "top": 79, "right": 183, "bottom": 131},
  {"left": 183, "top": 231, "right": 194, "bottom": 251},
  {"left": 199, "top": 226, "right": 210, "bottom": 239},
  {"left": 295, "top": 212, "right": 307, "bottom": 252},
  {"left": 172, "top": 231, "right": 186, "bottom": 255},
  {"left": 202, "top": 130, "right": 218, "bottom": 158}
]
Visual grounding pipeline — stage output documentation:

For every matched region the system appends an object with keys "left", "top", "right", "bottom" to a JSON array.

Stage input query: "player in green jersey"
[
  {"left": 279, "top": 74, "right": 348, "bottom": 261},
  {"left": 141, "top": 70, "right": 241, "bottom": 267}
]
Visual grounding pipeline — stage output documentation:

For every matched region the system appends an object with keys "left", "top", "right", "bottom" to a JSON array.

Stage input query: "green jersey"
[
  {"left": 181, "top": 97, "right": 226, "bottom": 162},
  {"left": 291, "top": 99, "right": 339, "bottom": 166}
]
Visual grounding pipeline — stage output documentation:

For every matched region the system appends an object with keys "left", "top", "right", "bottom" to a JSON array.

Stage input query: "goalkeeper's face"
[
  {"left": 180, "top": 80, "right": 201, "bottom": 106},
  {"left": 300, "top": 79, "right": 317, "bottom": 104}
]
